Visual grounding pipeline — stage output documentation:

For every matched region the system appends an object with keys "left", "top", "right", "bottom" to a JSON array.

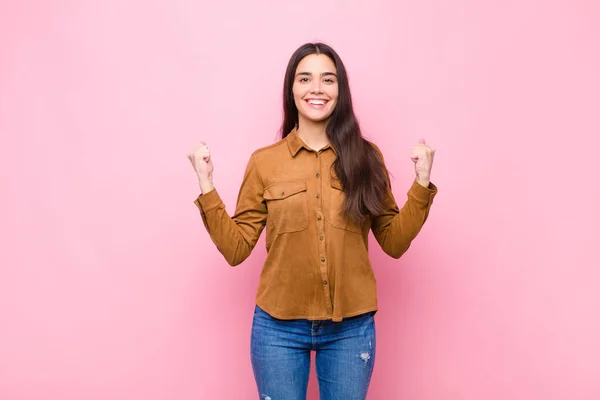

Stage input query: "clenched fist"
[
  {"left": 187, "top": 142, "right": 213, "bottom": 178},
  {"left": 187, "top": 142, "right": 214, "bottom": 194},
  {"left": 410, "top": 139, "right": 435, "bottom": 187}
]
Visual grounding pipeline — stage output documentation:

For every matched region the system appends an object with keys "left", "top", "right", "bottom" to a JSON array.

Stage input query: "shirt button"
[
  {"left": 323, "top": 280, "right": 328, "bottom": 285},
  {"left": 281, "top": 192, "right": 285, "bottom": 196},
  {"left": 319, "top": 236, "right": 324, "bottom": 241},
  {"left": 315, "top": 153, "right": 318, "bottom": 158},
  {"left": 316, "top": 194, "right": 320, "bottom": 199},
  {"left": 316, "top": 173, "right": 320, "bottom": 178},
  {"left": 321, "top": 257, "right": 325, "bottom": 262},
  {"left": 317, "top": 215, "right": 322, "bottom": 221}
]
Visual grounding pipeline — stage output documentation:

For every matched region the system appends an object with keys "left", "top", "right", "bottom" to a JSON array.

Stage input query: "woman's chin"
[{"left": 300, "top": 111, "right": 333, "bottom": 124}]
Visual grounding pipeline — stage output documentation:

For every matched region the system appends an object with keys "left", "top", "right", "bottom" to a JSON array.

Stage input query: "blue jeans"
[{"left": 250, "top": 305, "right": 376, "bottom": 400}]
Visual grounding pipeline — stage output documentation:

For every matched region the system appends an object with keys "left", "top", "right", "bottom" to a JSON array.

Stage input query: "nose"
[{"left": 310, "top": 79, "right": 323, "bottom": 94}]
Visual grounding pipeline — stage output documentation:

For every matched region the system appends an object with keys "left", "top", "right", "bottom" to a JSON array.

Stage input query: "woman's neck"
[{"left": 296, "top": 119, "right": 329, "bottom": 151}]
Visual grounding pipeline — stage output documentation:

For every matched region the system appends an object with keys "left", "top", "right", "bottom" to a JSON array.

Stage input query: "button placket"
[{"left": 314, "top": 151, "right": 332, "bottom": 313}]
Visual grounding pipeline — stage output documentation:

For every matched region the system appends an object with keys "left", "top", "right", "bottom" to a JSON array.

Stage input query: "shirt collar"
[{"left": 286, "top": 127, "right": 335, "bottom": 157}]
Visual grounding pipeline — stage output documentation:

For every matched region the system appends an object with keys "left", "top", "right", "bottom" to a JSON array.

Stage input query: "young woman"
[{"left": 187, "top": 42, "right": 437, "bottom": 400}]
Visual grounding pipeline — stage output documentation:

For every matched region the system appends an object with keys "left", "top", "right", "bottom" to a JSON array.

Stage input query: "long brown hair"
[{"left": 280, "top": 42, "right": 389, "bottom": 223}]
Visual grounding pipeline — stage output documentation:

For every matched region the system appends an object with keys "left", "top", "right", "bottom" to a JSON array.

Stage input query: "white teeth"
[{"left": 309, "top": 100, "right": 326, "bottom": 105}]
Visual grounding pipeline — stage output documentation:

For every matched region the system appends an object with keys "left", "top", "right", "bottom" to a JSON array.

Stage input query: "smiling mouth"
[{"left": 305, "top": 99, "right": 328, "bottom": 106}]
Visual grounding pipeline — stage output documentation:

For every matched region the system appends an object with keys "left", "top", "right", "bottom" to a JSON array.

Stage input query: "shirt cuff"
[
  {"left": 193, "top": 189, "right": 223, "bottom": 213},
  {"left": 407, "top": 179, "right": 438, "bottom": 205}
]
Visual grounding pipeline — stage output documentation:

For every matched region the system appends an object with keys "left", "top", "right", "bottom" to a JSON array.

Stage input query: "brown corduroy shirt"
[{"left": 194, "top": 129, "right": 438, "bottom": 322}]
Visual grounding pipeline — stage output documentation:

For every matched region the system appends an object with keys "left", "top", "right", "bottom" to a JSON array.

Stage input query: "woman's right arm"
[{"left": 188, "top": 144, "right": 267, "bottom": 266}]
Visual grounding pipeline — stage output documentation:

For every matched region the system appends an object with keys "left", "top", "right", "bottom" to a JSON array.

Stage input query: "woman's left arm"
[{"left": 371, "top": 140, "right": 438, "bottom": 258}]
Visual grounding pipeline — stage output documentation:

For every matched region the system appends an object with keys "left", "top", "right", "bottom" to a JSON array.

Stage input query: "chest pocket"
[
  {"left": 263, "top": 180, "right": 308, "bottom": 234},
  {"left": 329, "top": 179, "right": 363, "bottom": 233}
]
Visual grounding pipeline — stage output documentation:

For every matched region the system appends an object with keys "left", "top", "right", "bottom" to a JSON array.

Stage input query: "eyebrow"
[{"left": 295, "top": 72, "right": 337, "bottom": 78}]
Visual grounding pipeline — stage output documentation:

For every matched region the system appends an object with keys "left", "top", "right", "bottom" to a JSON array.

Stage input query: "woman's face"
[{"left": 292, "top": 54, "right": 339, "bottom": 125}]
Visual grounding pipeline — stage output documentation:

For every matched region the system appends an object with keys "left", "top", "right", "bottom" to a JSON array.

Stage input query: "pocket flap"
[
  {"left": 331, "top": 179, "right": 343, "bottom": 190},
  {"left": 264, "top": 181, "right": 307, "bottom": 200}
]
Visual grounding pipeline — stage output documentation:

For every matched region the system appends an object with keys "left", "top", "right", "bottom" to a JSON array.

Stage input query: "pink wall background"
[{"left": 1, "top": 0, "right": 599, "bottom": 399}]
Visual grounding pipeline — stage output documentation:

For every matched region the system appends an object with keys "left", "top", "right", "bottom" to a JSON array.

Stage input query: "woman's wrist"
[
  {"left": 198, "top": 176, "right": 214, "bottom": 194},
  {"left": 416, "top": 176, "right": 430, "bottom": 188}
]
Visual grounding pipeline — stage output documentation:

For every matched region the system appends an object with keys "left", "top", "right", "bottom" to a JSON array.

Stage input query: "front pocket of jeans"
[{"left": 264, "top": 180, "right": 309, "bottom": 234}]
